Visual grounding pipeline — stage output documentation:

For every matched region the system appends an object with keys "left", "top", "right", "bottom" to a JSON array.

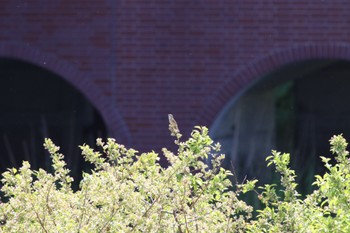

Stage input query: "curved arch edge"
[
  {"left": 196, "top": 42, "right": 350, "bottom": 129},
  {"left": 0, "top": 42, "right": 132, "bottom": 146}
]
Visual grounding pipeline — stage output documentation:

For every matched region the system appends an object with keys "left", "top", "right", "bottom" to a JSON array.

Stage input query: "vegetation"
[{"left": 0, "top": 115, "right": 349, "bottom": 232}]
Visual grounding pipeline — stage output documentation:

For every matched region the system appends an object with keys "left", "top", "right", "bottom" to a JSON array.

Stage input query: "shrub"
[{"left": 0, "top": 115, "right": 349, "bottom": 232}]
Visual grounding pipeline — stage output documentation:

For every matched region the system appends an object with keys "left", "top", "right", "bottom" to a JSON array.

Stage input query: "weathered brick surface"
[{"left": 1, "top": 1, "right": 350, "bottom": 152}]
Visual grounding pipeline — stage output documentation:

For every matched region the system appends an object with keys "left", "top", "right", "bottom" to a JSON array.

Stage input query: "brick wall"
[{"left": 1, "top": 0, "right": 350, "bottom": 153}]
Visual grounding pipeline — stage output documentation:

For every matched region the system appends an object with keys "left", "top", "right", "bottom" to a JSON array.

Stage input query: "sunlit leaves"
[
  {"left": 1, "top": 119, "right": 350, "bottom": 232},
  {"left": 0, "top": 123, "right": 252, "bottom": 232}
]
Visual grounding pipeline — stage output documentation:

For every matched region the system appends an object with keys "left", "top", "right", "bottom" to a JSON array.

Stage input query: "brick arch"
[
  {"left": 197, "top": 43, "right": 350, "bottom": 128},
  {"left": 0, "top": 42, "right": 131, "bottom": 145}
]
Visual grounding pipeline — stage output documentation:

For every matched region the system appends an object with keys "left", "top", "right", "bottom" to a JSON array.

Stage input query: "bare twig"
[
  {"left": 77, "top": 180, "right": 90, "bottom": 232},
  {"left": 46, "top": 181, "right": 57, "bottom": 227},
  {"left": 173, "top": 210, "right": 183, "bottom": 233},
  {"left": 98, "top": 206, "right": 117, "bottom": 233},
  {"left": 32, "top": 204, "right": 49, "bottom": 233}
]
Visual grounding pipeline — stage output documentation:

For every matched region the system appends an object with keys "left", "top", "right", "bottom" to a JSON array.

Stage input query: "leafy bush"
[{"left": 0, "top": 115, "right": 349, "bottom": 232}]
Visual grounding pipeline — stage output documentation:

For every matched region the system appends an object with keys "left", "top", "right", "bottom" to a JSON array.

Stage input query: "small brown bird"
[{"left": 168, "top": 114, "right": 179, "bottom": 135}]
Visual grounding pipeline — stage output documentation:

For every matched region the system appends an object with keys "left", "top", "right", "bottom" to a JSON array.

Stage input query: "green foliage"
[
  {"left": 248, "top": 134, "right": 350, "bottom": 233},
  {"left": 0, "top": 117, "right": 350, "bottom": 232}
]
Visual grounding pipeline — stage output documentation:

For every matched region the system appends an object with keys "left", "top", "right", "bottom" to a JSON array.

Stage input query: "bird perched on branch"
[{"left": 168, "top": 114, "right": 179, "bottom": 136}]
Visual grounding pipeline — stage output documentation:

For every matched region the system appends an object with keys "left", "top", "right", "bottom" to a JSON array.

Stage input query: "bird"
[{"left": 168, "top": 114, "right": 179, "bottom": 136}]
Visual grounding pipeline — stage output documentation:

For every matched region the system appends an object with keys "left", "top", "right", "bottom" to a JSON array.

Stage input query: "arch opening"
[
  {"left": 211, "top": 59, "right": 350, "bottom": 194},
  {"left": 0, "top": 58, "right": 107, "bottom": 187}
]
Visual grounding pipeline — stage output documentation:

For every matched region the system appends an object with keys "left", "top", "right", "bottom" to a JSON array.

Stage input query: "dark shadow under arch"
[
  {"left": 0, "top": 42, "right": 131, "bottom": 146},
  {"left": 210, "top": 58, "right": 350, "bottom": 196},
  {"left": 0, "top": 58, "right": 108, "bottom": 188}
]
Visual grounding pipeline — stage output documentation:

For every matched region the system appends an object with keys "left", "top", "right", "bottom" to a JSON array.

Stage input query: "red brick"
[{"left": 2, "top": 0, "right": 350, "bottom": 152}]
